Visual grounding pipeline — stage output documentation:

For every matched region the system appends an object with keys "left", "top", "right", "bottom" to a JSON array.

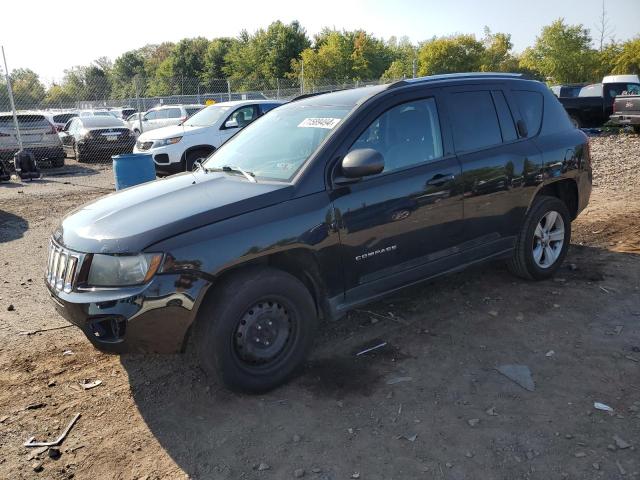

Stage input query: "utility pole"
[
  {"left": 300, "top": 59, "right": 304, "bottom": 94},
  {"left": 1, "top": 46, "right": 23, "bottom": 150},
  {"left": 412, "top": 57, "right": 417, "bottom": 79}
]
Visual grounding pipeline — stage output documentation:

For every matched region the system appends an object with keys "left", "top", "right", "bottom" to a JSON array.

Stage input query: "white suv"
[
  {"left": 133, "top": 100, "right": 284, "bottom": 175},
  {"left": 131, "top": 104, "right": 204, "bottom": 135}
]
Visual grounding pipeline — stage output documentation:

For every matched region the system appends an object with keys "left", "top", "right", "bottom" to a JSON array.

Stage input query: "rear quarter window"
[
  {"left": 513, "top": 90, "right": 543, "bottom": 137},
  {"left": 541, "top": 91, "right": 574, "bottom": 135},
  {"left": 448, "top": 90, "right": 503, "bottom": 152}
]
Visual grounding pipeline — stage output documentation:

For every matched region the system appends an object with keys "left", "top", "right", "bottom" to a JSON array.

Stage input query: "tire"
[
  {"left": 195, "top": 267, "right": 317, "bottom": 393},
  {"left": 184, "top": 148, "right": 212, "bottom": 171},
  {"left": 633, "top": 126, "right": 640, "bottom": 135},
  {"left": 569, "top": 116, "right": 581, "bottom": 129},
  {"left": 508, "top": 195, "right": 571, "bottom": 281}
]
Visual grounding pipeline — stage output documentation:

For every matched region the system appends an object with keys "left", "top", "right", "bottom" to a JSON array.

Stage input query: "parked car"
[
  {"left": 558, "top": 75, "right": 640, "bottom": 128},
  {"left": 46, "top": 73, "right": 591, "bottom": 393},
  {"left": 78, "top": 110, "right": 115, "bottom": 118},
  {"left": 609, "top": 85, "right": 640, "bottom": 133},
  {"left": 134, "top": 100, "right": 285, "bottom": 175},
  {"left": 109, "top": 107, "right": 137, "bottom": 121},
  {"left": 549, "top": 83, "right": 586, "bottom": 98},
  {"left": 59, "top": 116, "right": 136, "bottom": 162},
  {"left": 0, "top": 112, "right": 65, "bottom": 168},
  {"left": 130, "top": 104, "right": 204, "bottom": 135},
  {"left": 44, "top": 111, "right": 79, "bottom": 132}
]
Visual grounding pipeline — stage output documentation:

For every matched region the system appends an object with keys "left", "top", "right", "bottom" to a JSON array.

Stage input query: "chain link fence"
[{"left": 0, "top": 75, "right": 388, "bottom": 189}]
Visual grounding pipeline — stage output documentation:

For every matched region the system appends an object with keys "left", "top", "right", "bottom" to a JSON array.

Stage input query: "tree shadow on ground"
[{"left": 0, "top": 210, "right": 28, "bottom": 243}]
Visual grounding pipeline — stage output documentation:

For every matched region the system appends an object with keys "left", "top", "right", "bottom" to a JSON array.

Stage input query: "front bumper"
[
  {"left": 134, "top": 142, "right": 184, "bottom": 176},
  {"left": 46, "top": 273, "right": 210, "bottom": 354}
]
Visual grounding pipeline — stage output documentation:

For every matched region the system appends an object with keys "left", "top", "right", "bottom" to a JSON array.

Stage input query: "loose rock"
[
  {"left": 7, "top": 304, "right": 15, "bottom": 311},
  {"left": 467, "top": 418, "right": 480, "bottom": 427},
  {"left": 613, "top": 434, "right": 631, "bottom": 449},
  {"left": 294, "top": 468, "right": 305, "bottom": 478},
  {"left": 257, "top": 463, "right": 270, "bottom": 471}
]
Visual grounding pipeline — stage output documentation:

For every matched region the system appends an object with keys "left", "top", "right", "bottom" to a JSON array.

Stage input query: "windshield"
[
  {"left": 184, "top": 105, "right": 232, "bottom": 127},
  {"left": 203, "top": 103, "right": 351, "bottom": 181}
]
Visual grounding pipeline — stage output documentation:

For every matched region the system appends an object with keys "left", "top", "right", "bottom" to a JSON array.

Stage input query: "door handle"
[{"left": 426, "top": 173, "right": 455, "bottom": 186}]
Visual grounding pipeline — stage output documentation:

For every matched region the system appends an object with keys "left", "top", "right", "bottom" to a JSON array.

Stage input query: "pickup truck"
[
  {"left": 559, "top": 80, "right": 640, "bottom": 128},
  {"left": 45, "top": 73, "right": 592, "bottom": 393},
  {"left": 610, "top": 94, "right": 640, "bottom": 133}
]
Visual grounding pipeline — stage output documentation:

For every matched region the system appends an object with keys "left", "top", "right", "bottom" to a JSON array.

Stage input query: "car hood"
[
  {"left": 55, "top": 171, "right": 293, "bottom": 253},
  {"left": 137, "top": 124, "right": 205, "bottom": 141}
]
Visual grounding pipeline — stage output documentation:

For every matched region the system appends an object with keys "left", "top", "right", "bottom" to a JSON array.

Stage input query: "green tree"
[
  {"left": 8, "top": 69, "right": 46, "bottom": 109},
  {"left": 112, "top": 50, "right": 145, "bottom": 98},
  {"left": 612, "top": 37, "right": 640, "bottom": 74},
  {"left": 201, "top": 38, "right": 235, "bottom": 87},
  {"left": 417, "top": 34, "right": 484, "bottom": 75},
  {"left": 519, "top": 19, "right": 597, "bottom": 83},
  {"left": 480, "top": 28, "right": 519, "bottom": 72},
  {"left": 381, "top": 36, "right": 417, "bottom": 81},
  {"left": 224, "top": 21, "right": 310, "bottom": 84}
]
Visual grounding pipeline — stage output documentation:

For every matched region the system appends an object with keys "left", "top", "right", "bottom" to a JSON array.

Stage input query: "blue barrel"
[{"left": 112, "top": 153, "right": 156, "bottom": 190}]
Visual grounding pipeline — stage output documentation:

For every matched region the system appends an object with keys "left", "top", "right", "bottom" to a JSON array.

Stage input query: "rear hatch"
[
  {"left": 613, "top": 95, "right": 640, "bottom": 115},
  {"left": 0, "top": 114, "right": 59, "bottom": 148}
]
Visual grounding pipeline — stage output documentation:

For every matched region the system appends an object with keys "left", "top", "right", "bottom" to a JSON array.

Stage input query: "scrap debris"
[
  {"left": 24, "top": 413, "right": 81, "bottom": 448},
  {"left": 80, "top": 379, "right": 102, "bottom": 390}
]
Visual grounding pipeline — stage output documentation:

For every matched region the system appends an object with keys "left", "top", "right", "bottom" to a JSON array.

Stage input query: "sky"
[{"left": 1, "top": 0, "right": 638, "bottom": 83}]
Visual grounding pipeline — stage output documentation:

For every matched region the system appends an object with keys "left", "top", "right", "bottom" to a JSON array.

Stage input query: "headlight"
[
  {"left": 152, "top": 136, "right": 182, "bottom": 148},
  {"left": 87, "top": 253, "right": 163, "bottom": 287}
]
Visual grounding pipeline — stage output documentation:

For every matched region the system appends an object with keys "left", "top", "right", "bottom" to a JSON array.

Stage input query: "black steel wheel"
[{"left": 195, "top": 267, "right": 317, "bottom": 393}]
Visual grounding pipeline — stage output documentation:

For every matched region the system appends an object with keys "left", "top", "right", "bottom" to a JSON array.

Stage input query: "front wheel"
[
  {"left": 195, "top": 267, "right": 317, "bottom": 393},
  {"left": 508, "top": 195, "right": 571, "bottom": 280}
]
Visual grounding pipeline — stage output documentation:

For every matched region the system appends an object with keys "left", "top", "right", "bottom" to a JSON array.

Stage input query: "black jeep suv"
[{"left": 46, "top": 73, "right": 591, "bottom": 392}]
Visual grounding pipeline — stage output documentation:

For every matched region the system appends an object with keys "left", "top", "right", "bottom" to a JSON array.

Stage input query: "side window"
[
  {"left": 69, "top": 119, "right": 79, "bottom": 134},
  {"left": 491, "top": 90, "right": 518, "bottom": 142},
  {"left": 448, "top": 91, "right": 502, "bottom": 152},
  {"left": 166, "top": 108, "right": 182, "bottom": 119},
  {"left": 144, "top": 110, "right": 158, "bottom": 121},
  {"left": 226, "top": 105, "right": 257, "bottom": 128},
  {"left": 348, "top": 98, "right": 443, "bottom": 174},
  {"left": 513, "top": 90, "right": 543, "bottom": 136},
  {"left": 260, "top": 103, "right": 280, "bottom": 115}
]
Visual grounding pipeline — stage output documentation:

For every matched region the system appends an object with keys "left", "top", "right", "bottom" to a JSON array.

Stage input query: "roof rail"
[
  {"left": 388, "top": 72, "right": 524, "bottom": 89},
  {"left": 290, "top": 89, "right": 345, "bottom": 102}
]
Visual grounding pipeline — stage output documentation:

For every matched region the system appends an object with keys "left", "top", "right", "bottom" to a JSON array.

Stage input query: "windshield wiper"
[{"left": 220, "top": 165, "right": 257, "bottom": 183}]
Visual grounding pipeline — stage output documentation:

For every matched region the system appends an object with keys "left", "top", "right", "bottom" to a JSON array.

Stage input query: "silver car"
[{"left": 0, "top": 113, "right": 65, "bottom": 168}]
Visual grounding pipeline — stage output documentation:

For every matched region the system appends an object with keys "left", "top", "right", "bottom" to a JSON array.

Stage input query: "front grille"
[
  {"left": 46, "top": 241, "right": 84, "bottom": 293},
  {"left": 136, "top": 140, "right": 153, "bottom": 151}
]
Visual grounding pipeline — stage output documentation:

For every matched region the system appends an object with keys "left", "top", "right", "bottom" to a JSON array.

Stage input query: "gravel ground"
[{"left": 0, "top": 135, "right": 639, "bottom": 480}]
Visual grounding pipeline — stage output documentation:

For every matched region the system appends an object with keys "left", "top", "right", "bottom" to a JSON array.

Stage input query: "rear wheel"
[
  {"left": 195, "top": 267, "right": 317, "bottom": 393},
  {"left": 508, "top": 195, "right": 571, "bottom": 280}
]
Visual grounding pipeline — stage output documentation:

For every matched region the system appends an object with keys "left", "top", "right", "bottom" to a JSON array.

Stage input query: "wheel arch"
[
  {"left": 530, "top": 179, "right": 579, "bottom": 220},
  {"left": 180, "top": 144, "right": 216, "bottom": 164}
]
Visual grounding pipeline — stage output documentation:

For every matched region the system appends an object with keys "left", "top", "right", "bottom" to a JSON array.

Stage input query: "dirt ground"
[{"left": 0, "top": 136, "right": 639, "bottom": 480}]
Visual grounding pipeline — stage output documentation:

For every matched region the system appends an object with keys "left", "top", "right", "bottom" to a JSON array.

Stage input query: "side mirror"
[
  {"left": 336, "top": 148, "right": 384, "bottom": 184},
  {"left": 517, "top": 119, "right": 528, "bottom": 138},
  {"left": 224, "top": 118, "right": 239, "bottom": 129}
]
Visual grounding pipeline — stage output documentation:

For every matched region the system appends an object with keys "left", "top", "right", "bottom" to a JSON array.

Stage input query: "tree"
[
  {"left": 595, "top": 0, "right": 615, "bottom": 51},
  {"left": 611, "top": 37, "right": 640, "bottom": 74},
  {"left": 480, "top": 28, "right": 519, "bottom": 72},
  {"left": 112, "top": 51, "right": 145, "bottom": 98},
  {"left": 201, "top": 38, "right": 235, "bottom": 87},
  {"left": 9, "top": 69, "right": 46, "bottom": 109},
  {"left": 381, "top": 36, "right": 417, "bottom": 81},
  {"left": 519, "top": 19, "right": 597, "bottom": 83},
  {"left": 417, "top": 34, "right": 484, "bottom": 75},
  {"left": 224, "top": 21, "right": 310, "bottom": 84},
  {"left": 291, "top": 29, "right": 393, "bottom": 85}
]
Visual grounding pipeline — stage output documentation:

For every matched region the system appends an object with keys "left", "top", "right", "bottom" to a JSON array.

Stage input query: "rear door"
[
  {"left": 443, "top": 85, "right": 542, "bottom": 258},
  {"left": 331, "top": 88, "right": 464, "bottom": 301}
]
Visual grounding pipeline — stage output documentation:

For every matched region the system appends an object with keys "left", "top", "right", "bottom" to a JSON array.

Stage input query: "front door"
[{"left": 331, "top": 92, "right": 464, "bottom": 303}]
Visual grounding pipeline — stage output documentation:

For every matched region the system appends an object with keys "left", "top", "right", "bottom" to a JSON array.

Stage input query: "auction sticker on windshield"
[{"left": 298, "top": 118, "right": 341, "bottom": 129}]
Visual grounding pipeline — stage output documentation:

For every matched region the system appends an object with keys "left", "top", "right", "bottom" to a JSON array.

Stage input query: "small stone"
[
  {"left": 48, "top": 447, "right": 61, "bottom": 460},
  {"left": 607, "top": 444, "right": 617, "bottom": 451},
  {"left": 47, "top": 380, "right": 56, "bottom": 387},
  {"left": 616, "top": 460, "right": 626, "bottom": 475},
  {"left": 32, "top": 461, "right": 44, "bottom": 472},
  {"left": 592, "top": 463, "right": 600, "bottom": 470},
  {"left": 485, "top": 407, "right": 498, "bottom": 416},
  {"left": 545, "top": 350, "right": 555, "bottom": 357},
  {"left": 574, "top": 452, "right": 587, "bottom": 458},
  {"left": 465, "top": 452, "right": 474, "bottom": 458},
  {"left": 351, "top": 473, "right": 361, "bottom": 479},
  {"left": 292, "top": 434, "right": 301, "bottom": 443},
  {"left": 445, "top": 462, "right": 453, "bottom": 468},
  {"left": 7, "top": 304, "right": 14, "bottom": 311},
  {"left": 526, "top": 451, "right": 534, "bottom": 460},
  {"left": 613, "top": 435, "right": 631, "bottom": 449},
  {"left": 257, "top": 463, "right": 270, "bottom": 471},
  {"left": 311, "top": 467, "right": 321, "bottom": 473},
  {"left": 568, "top": 263, "right": 578, "bottom": 271},
  {"left": 467, "top": 418, "right": 480, "bottom": 427},
  {"left": 348, "top": 428, "right": 354, "bottom": 434},
  {"left": 565, "top": 434, "right": 573, "bottom": 439},
  {"left": 516, "top": 313, "right": 524, "bottom": 321},
  {"left": 488, "top": 310, "right": 498, "bottom": 317},
  {"left": 294, "top": 468, "right": 305, "bottom": 478}
]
